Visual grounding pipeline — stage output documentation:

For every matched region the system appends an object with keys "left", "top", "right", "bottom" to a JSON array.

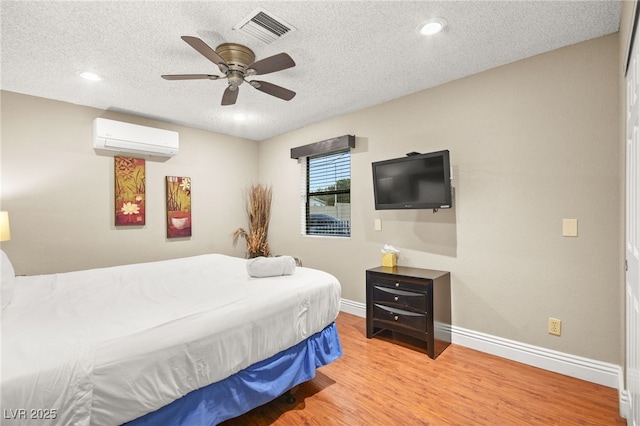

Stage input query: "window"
[{"left": 303, "top": 150, "right": 351, "bottom": 236}]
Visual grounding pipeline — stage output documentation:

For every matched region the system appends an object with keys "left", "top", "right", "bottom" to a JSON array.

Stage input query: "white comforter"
[{"left": 1, "top": 254, "right": 341, "bottom": 425}]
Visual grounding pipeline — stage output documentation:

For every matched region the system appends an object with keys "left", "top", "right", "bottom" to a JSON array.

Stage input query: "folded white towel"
[{"left": 246, "top": 256, "right": 296, "bottom": 278}]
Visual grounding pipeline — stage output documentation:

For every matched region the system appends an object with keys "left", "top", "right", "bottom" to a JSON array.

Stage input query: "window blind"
[{"left": 304, "top": 150, "right": 351, "bottom": 237}]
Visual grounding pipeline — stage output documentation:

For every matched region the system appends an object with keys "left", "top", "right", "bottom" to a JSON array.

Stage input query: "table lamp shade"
[{"left": 0, "top": 211, "right": 11, "bottom": 242}]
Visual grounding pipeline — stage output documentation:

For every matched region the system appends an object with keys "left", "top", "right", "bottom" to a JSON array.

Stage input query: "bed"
[{"left": 1, "top": 252, "right": 342, "bottom": 425}]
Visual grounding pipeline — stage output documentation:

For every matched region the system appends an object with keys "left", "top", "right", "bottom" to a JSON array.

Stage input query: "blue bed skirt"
[{"left": 124, "top": 322, "right": 342, "bottom": 426}]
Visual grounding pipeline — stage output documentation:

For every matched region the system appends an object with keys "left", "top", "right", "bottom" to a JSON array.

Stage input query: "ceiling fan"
[{"left": 162, "top": 36, "right": 296, "bottom": 106}]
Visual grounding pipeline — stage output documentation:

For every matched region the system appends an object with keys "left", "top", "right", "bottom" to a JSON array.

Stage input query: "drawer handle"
[
  {"left": 394, "top": 315, "right": 399, "bottom": 321},
  {"left": 394, "top": 296, "right": 399, "bottom": 302},
  {"left": 395, "top": 282, "right": 400, "bottom": 288}
]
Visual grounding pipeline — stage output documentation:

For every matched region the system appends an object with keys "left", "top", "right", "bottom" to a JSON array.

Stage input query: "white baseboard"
[
  {"left": 339, "top": 298, "right": 366, "bottom": 317},
  {"left": 339, "top": 298, "right": 625, "bottom": 417}
]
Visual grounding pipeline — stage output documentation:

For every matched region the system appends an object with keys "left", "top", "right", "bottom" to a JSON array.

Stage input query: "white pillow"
[
  {"left": 1, "top": 249, "right": 15, "bottom": 310},
  {"left": 246, "top": 256, "right": 296, "bottom": 278}
]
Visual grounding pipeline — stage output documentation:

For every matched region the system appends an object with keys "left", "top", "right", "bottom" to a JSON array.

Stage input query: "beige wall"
[
  {"left": 0, "top": 91, "right": 259, "bottom": 274},
  {"left": 0, "top": 32, "right": 624, "bottom": 365},
  {"left": 260, "top": 34, "right": 622, "bottom": 364}
]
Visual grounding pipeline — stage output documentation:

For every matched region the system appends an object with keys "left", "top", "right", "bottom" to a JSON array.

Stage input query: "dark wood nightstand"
[{"left": 366, "top": 266, "right": 451, "bottom": 359}]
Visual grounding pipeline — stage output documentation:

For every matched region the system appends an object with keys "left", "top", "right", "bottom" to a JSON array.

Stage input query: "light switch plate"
[
  {"left": 374, "top": 219, "right": 382, "bottom": 231},
  {"left": 562, "top": 218, "right": 578, "bottom": 237}
]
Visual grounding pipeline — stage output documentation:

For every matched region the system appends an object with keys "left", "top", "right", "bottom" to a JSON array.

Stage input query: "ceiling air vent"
[{"left": 233, "top": 8, "right": 295, "bottom": 45}]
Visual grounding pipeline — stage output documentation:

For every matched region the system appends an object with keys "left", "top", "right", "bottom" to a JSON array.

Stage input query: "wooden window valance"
[{"left": 290, "top": 135, "right": 355, "bottom": 159}]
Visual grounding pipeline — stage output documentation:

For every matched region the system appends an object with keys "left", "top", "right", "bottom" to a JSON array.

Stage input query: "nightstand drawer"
[
  {"left": 373, "top": 285, "right": 427, "bottom": 311},
  {"left": 369, "top": 275, "right": 430, "bottom": 294},
  {"left": 373, "top": 303, "right": 427, "bottom": 332}
]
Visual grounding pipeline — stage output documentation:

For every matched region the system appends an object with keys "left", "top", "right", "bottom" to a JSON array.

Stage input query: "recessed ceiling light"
[
  {"left": 78, "top": 71, "right": 102, "bottom": 81},
  {"left": 417, "top": 18, "right": 447, "bottom": 36}
]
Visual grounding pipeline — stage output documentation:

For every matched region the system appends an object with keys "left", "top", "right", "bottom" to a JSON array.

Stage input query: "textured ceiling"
[{"left": 0, "top": 1, "right": 621, "bottom": 141}]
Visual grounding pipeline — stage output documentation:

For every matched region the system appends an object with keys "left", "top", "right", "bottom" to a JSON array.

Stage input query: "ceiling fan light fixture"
[{"left": 418, "top": 18, "right": 447, "bottom": 36}]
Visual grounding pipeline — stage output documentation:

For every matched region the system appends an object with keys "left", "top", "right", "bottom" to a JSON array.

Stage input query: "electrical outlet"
[{"left": 548, "top": 317, "right": 562, "bottom": 336}]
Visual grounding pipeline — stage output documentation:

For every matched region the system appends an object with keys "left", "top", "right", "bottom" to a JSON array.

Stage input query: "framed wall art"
[
  {"left": 166, "top": 176, "right": 191, "bottom": 238},
  {"left": 115, "top": 156, "right": 145, "bottom": 226}
]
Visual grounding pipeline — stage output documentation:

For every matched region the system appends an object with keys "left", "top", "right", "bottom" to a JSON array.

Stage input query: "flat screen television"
[{"left": 372, "top": 150, "right": 452, "bottom": 210}]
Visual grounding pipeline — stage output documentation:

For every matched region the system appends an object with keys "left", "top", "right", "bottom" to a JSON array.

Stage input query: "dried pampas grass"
[{"left": 233, "top": 184, "right": 272, "bottom": 258}]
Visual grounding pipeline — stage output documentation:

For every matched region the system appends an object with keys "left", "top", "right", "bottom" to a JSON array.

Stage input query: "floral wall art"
[
  {"left": 115, "top": 156, "right": 145, "bottom": 226},
  {"left": 166, "top": 176, "right": 191, "bottom": 238}
]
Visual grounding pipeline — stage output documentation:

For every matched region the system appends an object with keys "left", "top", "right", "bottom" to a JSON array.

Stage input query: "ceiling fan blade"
[
  {"left": 161, "top": 74, "right": 220, "bottom": 80},
  {"left": 181, "top": 36, "right": 229, "bottom": 72},
  {"left": 248, "top": 53, "right": 295, "bottom": 75},
  {"left": 250, "top": 80, "right": 296, "bottom": 101},
  {"left": 221, "top": 86, "right": 239, "bottom": 106}
]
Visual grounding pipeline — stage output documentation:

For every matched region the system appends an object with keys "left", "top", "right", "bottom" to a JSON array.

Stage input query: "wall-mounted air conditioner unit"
[{"left": 93, "top": 118, "right": 179, "bottom": 158}]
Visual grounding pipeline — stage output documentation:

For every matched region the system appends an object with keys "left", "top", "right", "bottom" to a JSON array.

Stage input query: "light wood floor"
[{"left": 223, "top": 312, "right": 626, "bottom": 425}]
